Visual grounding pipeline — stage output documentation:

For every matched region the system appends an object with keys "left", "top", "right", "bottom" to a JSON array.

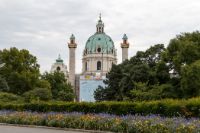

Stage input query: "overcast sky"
[{"left": 0, "top": 0, "right": 200, "bottom": 73}]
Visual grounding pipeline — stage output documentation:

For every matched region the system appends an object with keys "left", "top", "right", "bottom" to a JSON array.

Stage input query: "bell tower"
[
  {"left": 68, "top": 34, "right": 77, "bottom": 87},
  {"left": 121, "top": 34, "right": 129, "bottom": 62}
]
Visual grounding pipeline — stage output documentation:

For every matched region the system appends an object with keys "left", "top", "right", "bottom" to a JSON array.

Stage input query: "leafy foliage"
[
  {"left": 23, "top": 88, "right": 52, "bottom": 102},
  {"left": 95, "top": 31, "right": 200, "bottom": 101},
  {"left": 41, "top": 72, "right": 75, "bottom": 101},
  {"left": 0, "top": 92, "right": 23, "bottom": 103},
  {"left": 181, "top": 60, "right": 200, "bottom": 98},
  {"left": 0, "top": 97, "right": 200, "bottom": 117},
  {"left": 0, "top": 76, "right": 9, "bottom": 92},
  {"left": 0, "top": 47, "right": 75, "bottom": 102},
  {"left": 95, "top": 44, "right": 168, "bottom": 101},
  {"left": 0, "top": 47, "right": 40, "bottom": 95}
]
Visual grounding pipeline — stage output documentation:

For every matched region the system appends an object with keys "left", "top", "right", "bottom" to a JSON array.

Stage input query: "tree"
[
  {"left": 129, "top": 82, "right": 176, "bottom": 101},
  {"left": 164, "top": 31, "right": 200, "bottom": 74},
  {"left": 0, "top": 47, "right": 40, "bottom": 95},
  {"left": 94, "top": 31, "right": 200, "bottom": 102},
  {"left": 23, "top": 88, "right": 52, "bottom": 102},
  {"left": 181, "top": 60, "right": 200, "bottom": 98},
  {"left": 0, "top": 76, "right": 9, "bottom": 92},
  {"left": 94, "top": 44, "right": 167, "bottom": 101},
  {"left": 142, "top": 44, "right": 166, "bottom": 68},
  {"left": 94, "top": 85, "right": 109, "bottom": 102},
  {"left": 41, "top": 72, "right": 75, "bottom": 101},
  {"left": 101, "top": 64, "right": 124, "bottom": 101},
  {"left": 0, "top": 59, "right": 9, "bottom": 91},
  {"left": 155, "top": 61, "right": 170, "bottom": 84}
]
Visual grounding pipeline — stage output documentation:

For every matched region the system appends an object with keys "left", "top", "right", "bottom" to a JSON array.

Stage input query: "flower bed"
[{"left": 0, "top": 110, "right": 199, "bottom": 132}]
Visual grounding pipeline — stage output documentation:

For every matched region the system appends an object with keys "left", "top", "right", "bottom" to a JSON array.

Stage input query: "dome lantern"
[
  {"left": 96, "top": 13, "right": 104, "bottom": 33},
  {"left": 56, "top": 54, "right": 63, "bottom": 63}
]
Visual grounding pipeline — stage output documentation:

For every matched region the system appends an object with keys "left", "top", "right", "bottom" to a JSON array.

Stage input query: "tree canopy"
[
  {"left": 0, "top": 47, "right": 75, "bottom": 102},
  {"left": 94, "top": 31, "right": 200, "bottom": 101},
  {"left": 0, "top": 47, "right": 40, "bottom": 95},
  {"left": 41, "top": 72, "right": 75, "bottom": 101}
]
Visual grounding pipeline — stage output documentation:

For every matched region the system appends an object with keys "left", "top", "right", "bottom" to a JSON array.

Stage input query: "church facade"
[{"left": 67, "top": 15, "right": 130, "bottom": 101}]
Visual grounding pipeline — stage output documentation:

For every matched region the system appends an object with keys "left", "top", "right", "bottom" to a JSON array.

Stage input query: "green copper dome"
[
  {"left": 85, "top": 33, "right": 114, "bottom": 54},
  {"left": 84, "top": 15, "right": 115, "bottom": 54}
]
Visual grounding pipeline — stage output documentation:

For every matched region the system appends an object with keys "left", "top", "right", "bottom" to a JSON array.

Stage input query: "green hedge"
[
  {"left": 0, "top": 92, "right": 23, "bottom": 103},
  {"left": 0, "top": 97, "right": 200, "bottom": 117}
]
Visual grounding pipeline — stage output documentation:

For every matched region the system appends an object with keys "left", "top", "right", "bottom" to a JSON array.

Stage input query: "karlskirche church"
[{"left": 51, "top": 15, "right": 130, "bottom": 102}]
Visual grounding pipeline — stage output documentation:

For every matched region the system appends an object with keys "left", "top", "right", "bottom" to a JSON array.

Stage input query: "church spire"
[{"left": 96, "top": 13, "right": 104, "bottom": 33}]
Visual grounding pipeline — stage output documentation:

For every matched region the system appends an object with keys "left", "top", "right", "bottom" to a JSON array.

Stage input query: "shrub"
[
  {"left": 0, "top": 97, "right": 200, "bottom": 117},
  {"left": 0, "top": 92, "right": 23, "bottom": 103},
  {"left": 57, "top": 90, "right": 75, "bottom": 101},
  {"left": 23, "top": 88, "right": 52, "bottom": 102}
]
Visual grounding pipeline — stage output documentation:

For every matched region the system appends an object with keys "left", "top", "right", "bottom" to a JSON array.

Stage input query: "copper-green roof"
[
  {"left": 70, "top": 34, "right": 75, "bottom": 40},
  {"left": 122, "top": 34, "right": 128, "bottom": 40},
  {"left": 85, "top": 33, "right": 115, "bottom": 54},
  {"left": 56, "top": 54, "right": 63, "bottom": 63}
]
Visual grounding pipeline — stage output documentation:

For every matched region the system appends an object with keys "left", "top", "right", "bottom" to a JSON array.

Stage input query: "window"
[
  {"left": 85, "top": 62, "right": 87, "bottom": 71},
  {"left": 97, "top": 61, "right": 101, "bottom": 70},
  {"left": 97, "top": 47, "right": 101, "bottom": 53},
  {"left": 57, "top": 66, "right": 61, "bottom": 71}
]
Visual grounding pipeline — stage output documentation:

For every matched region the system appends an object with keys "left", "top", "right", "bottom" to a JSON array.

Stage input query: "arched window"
[
  {"left": 57, "top": 66, "right": 61, "bottom": 71},
  {"left": 85, "top": 62, "right": 87, "bottom": 71},
  {"left": 97, "top": 61, "right": 101, "bottom": 70},
  {"left": 97, "top": 47, "right": 101, "bottom": 53}
]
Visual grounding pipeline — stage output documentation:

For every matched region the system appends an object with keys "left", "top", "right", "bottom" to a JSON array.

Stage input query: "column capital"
[{"left": 68, "top": 34, "right": 77, "bottom": 48}]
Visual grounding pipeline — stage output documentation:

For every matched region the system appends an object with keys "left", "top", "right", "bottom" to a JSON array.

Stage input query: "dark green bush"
[
  {"left": 0, "top": 92, "right": 23, "bottom": 103},
  {"left": 0, "top": 97, "right": 200, "bottom": 117},
  {"left": 23, "top": 88, "right": 52, "bottom": 102},
  {"left": 57, "top": 90, "right": 75, "bottom": 101}
]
